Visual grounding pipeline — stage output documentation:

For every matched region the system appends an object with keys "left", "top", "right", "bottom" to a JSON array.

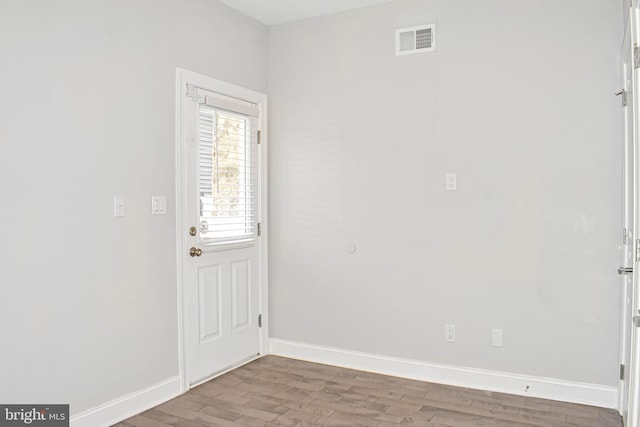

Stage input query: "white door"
[
  {"left": 619, "top": 17, "right": 635, "bottom": 424},
  {"left": 626, "top": 5, "right": 640, "bottom": 425},
  {"left": 177, "top": 69, "right": 267, "bottom": 386}
]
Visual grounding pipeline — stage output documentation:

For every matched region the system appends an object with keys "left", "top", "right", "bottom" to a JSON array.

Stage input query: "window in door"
[{"left": 193, "top": 87, "right": 259, "bottom": 246}]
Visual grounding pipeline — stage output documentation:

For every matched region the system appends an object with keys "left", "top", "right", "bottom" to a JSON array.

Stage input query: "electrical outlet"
[
  {"left": 444, "top": 324, "right": 456, "bottom": 342},
  {"left": 446, "top": 173, "right": 457, "bottom": 191},
  {"left": 491, "top": 328, "right": 503, "bottom": 347},
  {"left": 114, "top": 196, "right": 125, "bottom": 217}
]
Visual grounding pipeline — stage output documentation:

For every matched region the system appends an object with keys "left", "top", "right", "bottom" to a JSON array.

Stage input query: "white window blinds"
[{"left": 193, "top": 86, "right": 259, "bottom": 246}]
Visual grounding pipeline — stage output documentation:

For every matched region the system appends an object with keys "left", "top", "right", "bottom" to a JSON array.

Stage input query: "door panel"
[
  {"left": 188, "top": 247, "right": 259, "bottom": 384},
  {"left": 198, "top": 265, "right": 222, "bottom": 343},
  {"left": 232, "top": 259, "right": 251, "bottom": 331},
  {"left": 626, "top": 5, "right": 640, "bottom": 426},
  {"left": 620, "top": 21, "right": 634, "bottom": 424}
]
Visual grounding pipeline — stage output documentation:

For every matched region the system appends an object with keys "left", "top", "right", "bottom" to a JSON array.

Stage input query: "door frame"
[{"left": 175, "top": 68, "right": 269, "bottom": 391}]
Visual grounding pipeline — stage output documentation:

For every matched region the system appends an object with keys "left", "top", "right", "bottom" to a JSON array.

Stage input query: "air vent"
[{"left": 395, "top": 24, "right": 436, "bottom": 56}]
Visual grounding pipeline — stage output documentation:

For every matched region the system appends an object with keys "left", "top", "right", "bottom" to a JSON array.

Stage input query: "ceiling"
[{"left": 217, "top": 0, "right": 394, "bottom": 26}]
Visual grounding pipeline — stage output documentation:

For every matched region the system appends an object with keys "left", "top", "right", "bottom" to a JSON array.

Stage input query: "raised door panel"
[
  {"left": 231, "top": 259, "right": 251, "bottom": 332},
  {"left": 198, "top": 265, "right": 222, "bottom": 344}
]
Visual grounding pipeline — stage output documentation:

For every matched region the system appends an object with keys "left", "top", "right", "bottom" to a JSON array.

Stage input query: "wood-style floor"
[{"left": 115, "top": 355, "right": 622, "bottom": 427}]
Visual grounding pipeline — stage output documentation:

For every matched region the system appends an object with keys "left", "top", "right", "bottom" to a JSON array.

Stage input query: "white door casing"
[{"left": 176, "top": 68, "right": 268, "bottom": 388}]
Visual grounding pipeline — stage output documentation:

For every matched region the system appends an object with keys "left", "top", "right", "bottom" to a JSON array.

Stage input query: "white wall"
[
  {"left": 0, "top": 0, "right": 267, "bottom": 415},
  {"left": 0, "top": 0, "right": 624, "bottom": 415},
  {"left": 268, "top": 0, "right": 623, "bottom": 386}
]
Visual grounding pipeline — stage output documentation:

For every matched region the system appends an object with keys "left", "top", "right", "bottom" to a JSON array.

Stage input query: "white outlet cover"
[
  {"left": 445, "top": 173, "right": 457, "bottom": 191},
  {"left": 491, "top": 328, "right": 503, "bottom": 347},
  {"left": 444, "top": 324, "right": 456, "bottom": 342},
  {"left": 113, "top": 197, "right": 125, "bottom": 217}
]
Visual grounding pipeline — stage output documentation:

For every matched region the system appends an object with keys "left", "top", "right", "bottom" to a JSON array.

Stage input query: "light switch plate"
[{"left": 151, "top": 196, "right": 167, "bottom": 215}]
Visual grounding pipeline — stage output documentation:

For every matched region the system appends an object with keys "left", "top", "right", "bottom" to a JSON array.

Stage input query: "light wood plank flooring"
[{"left": 115, "top": 356, "right": 622, "bottom": 427}]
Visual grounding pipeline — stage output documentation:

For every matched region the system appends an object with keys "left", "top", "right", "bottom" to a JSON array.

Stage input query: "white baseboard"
[
  {"left": 70, "top": 376, "right": 182, "bottom": 427},
  {"left": 270, "top": 338, "right": 618, "bottom": 409}
]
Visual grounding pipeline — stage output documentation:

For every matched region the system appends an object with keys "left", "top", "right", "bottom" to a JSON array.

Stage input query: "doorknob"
[
  {"left": 189, "top": 247, "right": 203, "bottom": 257},
  {"left": 618, "top": 267, "right": 633, "bottom": 275}
]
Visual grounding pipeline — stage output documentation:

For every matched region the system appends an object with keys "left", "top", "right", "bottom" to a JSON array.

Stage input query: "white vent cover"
[{"left": 395, "top": 24, "right": 436, "bottom": 56}]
